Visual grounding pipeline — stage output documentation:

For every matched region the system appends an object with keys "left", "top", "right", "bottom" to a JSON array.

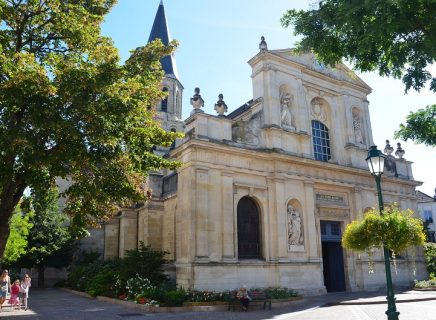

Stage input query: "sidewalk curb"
[
  {"left": 327, "top": 296, "right": 436, "bottom": 306},
  {"left": 59, "top": 288, "right": 305, "bottom": 313}
]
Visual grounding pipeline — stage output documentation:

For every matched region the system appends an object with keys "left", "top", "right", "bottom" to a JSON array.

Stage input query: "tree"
[
  {"left": 0, "top": 1, "right": 181, "bottom": 257},
  {"left": 15, "top": 187, "right": 75, "bottom": 287},
  {"left": 394, "top": 104, "right": 436, "bottom": 147},
  {"left": 282, "top": 1, "right": 436, "bottom": 145},
  {"left": 2, "top": 204, "right": 33, "bottom": 266}
]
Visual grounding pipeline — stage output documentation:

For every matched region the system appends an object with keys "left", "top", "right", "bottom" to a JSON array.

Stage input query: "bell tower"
[{"left": 148, "top": 0, "right": 184, "bottom": 132}]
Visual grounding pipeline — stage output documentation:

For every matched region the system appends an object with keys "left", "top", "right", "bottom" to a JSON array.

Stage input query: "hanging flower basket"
[{"left": 342, "top": 205, "right": 426, "bottom": 254}]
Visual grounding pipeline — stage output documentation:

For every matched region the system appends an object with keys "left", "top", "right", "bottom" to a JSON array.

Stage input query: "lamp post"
[{"left": 366, "top": 145, "right": 400, "bottom": 320}]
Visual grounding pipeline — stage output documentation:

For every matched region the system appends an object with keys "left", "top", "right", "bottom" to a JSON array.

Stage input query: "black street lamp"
[{"left": 366, "top": 145, "right": 400, "bottom": 320}]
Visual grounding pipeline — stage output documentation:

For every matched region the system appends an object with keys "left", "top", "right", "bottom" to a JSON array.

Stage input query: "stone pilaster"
[
  {"left": 221, "top": 171, "right": 236, "bottom": 261},
  {"left": 266, "top": 177, "right": 277, "bottom": 261},
  {"left": 195, "top": 167, "right": 209, "bottom": 261},
  {"left": 274, "top": 178, "right": 288, "bottom": 261},
  {"left": 303, "top": 181, "right": 318, "bottom": 261}
]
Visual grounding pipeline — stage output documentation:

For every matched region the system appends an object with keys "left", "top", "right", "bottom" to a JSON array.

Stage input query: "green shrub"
[
  {"left": 262, "top": 287, "right": 299, "bottom": 299},
  {"left": 86, "top": 268, "right": 118, "bottom": 297},
  {"left": 163, "top": 289, "right": 186, "bottom": 306},
  {"left": 414, "top": 276, "right": 436, "bottom": 288},
  {"left": 424, "top": 243, "right": 436, "bottom": 276},
  {"left": 68, "top": 258, "right": 121, "bottom": 295},
  {"left": 119, "top": 242, "right": 169, "bottom": 285}
]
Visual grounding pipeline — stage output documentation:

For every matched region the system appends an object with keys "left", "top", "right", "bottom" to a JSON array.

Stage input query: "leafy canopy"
[
  {"left": 3, "top": 204, "right": 33, "bottom": 265},
  {"left": 282, "top": 1, "right": 436, "bottom": 146},
  {"left": 282, "top": 0, "right": 436, "bottom": 92},
  {"left": 16, "top": 187, "right": 74, "bottom": 268},
  {"left": 0, "top": 0, "right": 181, "bottom": 257},
  {"left": 394, "top": 104, "right": 436, "bottom": 147}
]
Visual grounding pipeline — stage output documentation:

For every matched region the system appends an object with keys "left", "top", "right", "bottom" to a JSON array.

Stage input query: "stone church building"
[{"left": 81, "top": 2, "right": 426, "bottom": 295}]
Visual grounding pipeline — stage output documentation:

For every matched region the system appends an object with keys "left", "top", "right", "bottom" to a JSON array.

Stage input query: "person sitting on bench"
[{"left": 236, "top": 285, "right": 251, "bottom": 311}]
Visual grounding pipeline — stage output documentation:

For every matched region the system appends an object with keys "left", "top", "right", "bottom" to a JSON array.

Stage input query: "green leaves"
[
  {"left": 342, "top": 205, "right": 426, "bottom": 254},
  {"left": 0, "top": 0, "right": 181, "bottom": 252},
  {"left": 394, "top": 105, "right": 436, "bottom": 146},
  {"left": 282, "top": 1, "right": 436, "bottom": 147},
  {"left": 282, "top": 0, "right": 436, "bottom": 93}
]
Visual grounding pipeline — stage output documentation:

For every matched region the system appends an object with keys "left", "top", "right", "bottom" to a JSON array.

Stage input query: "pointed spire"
[{"left": 148, "top": 1, "right": 179, "bottom": 79}]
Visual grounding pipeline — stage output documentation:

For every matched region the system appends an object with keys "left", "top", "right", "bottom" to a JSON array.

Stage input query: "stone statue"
[
  {"left": 190, "top": 87, "right": 204, "bottom": 111},
  {"left": 352, "top": 109, "right": 364, "bottom": 144},
  {"left": 395, "top": 142, "right": 405, "bottom": 159},
  {"left": 280, "top": 92, "right": 294, "bottom": 129},
  {"left": 214, "top": 93, "right": 228, "bottom": 116},
  {"left": 384, "top": 140, "right": 394, "bottom": 155},
  {"left": 287, "top": 205, "right": 303, "bottom": 246},
  {"left": 259, "top": 36, "right": 268, "bottom": 51},
  {"left": 310, "top": 98, "right": 327, "bottom": 123}
]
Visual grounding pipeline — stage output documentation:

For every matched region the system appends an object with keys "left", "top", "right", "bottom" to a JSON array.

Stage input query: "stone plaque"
[{"left": 316, "top": 194, "right": 345, "bottom": 205}]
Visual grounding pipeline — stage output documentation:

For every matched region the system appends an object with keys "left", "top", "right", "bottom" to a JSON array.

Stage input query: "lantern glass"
[{"left": 366, "top": 146, "right": 385, "bottom": 176}]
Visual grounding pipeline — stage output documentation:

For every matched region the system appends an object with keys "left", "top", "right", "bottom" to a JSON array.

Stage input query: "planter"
[{"left": 413, "top": 287, "right": 436, "bottom": 291}]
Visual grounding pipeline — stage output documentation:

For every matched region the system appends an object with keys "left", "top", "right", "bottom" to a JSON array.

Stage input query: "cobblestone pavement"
[{"left": 0, "top": 289, "right": 435, "bottom": 320}]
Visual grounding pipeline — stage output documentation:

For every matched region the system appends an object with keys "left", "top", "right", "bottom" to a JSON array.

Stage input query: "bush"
[
  {"left": 125, "top": 275, "right": 156, "bottom": 299},
  {"left": 424, "top": 243, "right": 436, "bottom": 276},
  {"left": 119, "top": 242, "right": 169, "bottom": 285},
  {"left": 262, "top": 287, "right": 299, "bottom": 299},
  {"left": 163, "top": 289, "right": 186, "bottom": 306},
  {"left": 68, "top": 258, "right": 122, "bottom": 296}
]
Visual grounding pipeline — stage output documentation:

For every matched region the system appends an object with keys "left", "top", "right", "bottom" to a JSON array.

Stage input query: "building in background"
[
  {"left": 417, "top": 190, "right": 436, "bottom": 243},
  {"left": 80, "top": 1, "right": 427, "bottom": 295}
]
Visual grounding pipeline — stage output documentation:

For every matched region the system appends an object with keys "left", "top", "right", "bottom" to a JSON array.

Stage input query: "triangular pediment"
[{"left": 270, "top": 49, "right": 371, "bottom": 91}]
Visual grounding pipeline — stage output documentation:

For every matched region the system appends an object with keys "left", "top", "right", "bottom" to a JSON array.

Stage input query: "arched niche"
[
  {"left": 352, "top": 107, "right": 364, "bottom": 145},
  {"left": 286, "top": 199, "right": 304, "bottom": 251}
]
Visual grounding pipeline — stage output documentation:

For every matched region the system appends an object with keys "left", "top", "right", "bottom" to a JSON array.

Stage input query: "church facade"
[{"left": 81, "top": 2, "right": 427, "bottom": 295}]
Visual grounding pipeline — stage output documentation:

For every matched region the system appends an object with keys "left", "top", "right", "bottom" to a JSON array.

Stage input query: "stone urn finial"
[
  {"left": 214, "top": 93, "right": 228, "bottom": 116},
  {"left": 384, "top": 139, "right": 394, "bottom": 156},
  {"left": 190, "top": 87, "right": 204, "bottom": 112},
  {"left": 395, "top": 142, "right": 405, "bottom": 159},
  {"left": 259, "top": 36, "right": 268, "bottom": 52}
]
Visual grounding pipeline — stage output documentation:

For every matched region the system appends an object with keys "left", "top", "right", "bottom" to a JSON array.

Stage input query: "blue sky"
[{"left": 102, "top": 0, "right": 436, "bottom": 196}]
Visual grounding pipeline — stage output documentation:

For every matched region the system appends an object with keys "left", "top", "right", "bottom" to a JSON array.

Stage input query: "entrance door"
[
  {"left": 237, "top": 197, "right": 260, "bottom": 259},
  {"left": 321, "top": 221, "right": 346, "bottom": 292}
]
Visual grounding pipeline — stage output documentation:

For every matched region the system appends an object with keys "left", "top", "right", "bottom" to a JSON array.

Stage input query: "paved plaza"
[{"left": 0, "top": 289, "right": 436, "bottom": 320}]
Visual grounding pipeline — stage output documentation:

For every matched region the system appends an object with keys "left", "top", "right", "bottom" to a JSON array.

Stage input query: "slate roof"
[
  {"left": 416, "top": 190, "right": 436, "bottom": 202},
  {"left": 148, "top": 1, "right": 179, "bottom": 79},
  {"left": 227, "top": 99, "right": 254, "bottom": 119}
]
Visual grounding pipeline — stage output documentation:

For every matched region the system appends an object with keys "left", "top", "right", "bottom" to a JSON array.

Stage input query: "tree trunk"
[{"left": 37, "top": 265, "right": 45, "bottom": 288}]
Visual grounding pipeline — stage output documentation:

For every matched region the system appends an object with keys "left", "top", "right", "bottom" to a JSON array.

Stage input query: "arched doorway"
[{"left": 237, "top": 197, "right": 261, "bottom": 259}]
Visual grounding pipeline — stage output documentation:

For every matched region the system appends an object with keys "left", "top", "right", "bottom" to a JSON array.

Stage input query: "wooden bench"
[{"left": 228, "top": 290, "right": 272, "bottom": 311}]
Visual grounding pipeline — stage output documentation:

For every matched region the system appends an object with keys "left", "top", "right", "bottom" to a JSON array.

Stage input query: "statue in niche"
[
  {"left": 310, "top": 98, "right": 327, "bottom": 122},
  {"left": 287, "top": 205, "right": 303, "bottom": 246},
  {"left": 280, "top": 92, "right": 294, "bottom": 129},
  {"left": 352, "top": 109, "right": 364, "bottom": 144}
]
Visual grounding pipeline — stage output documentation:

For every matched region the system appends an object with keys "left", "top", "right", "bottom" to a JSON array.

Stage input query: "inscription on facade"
[{"left": 316, "top": 194, "right": 345, "bottom": 204}]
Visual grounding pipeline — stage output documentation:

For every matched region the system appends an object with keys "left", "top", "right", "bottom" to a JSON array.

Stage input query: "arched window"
[
  {"left": 237, "top": 197, "right": 261, "bottom": 259},
  {"left": 170, "top": 128, "right": 176, "bottom": 150},
  {"left": 312, "top": 120, "right": 331, "bottom": 161},
  {"left": 161, "top": 87, "right": 169, "bottom": 112}
]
